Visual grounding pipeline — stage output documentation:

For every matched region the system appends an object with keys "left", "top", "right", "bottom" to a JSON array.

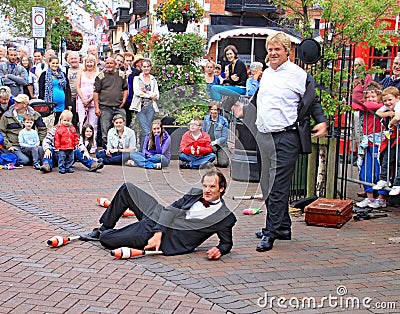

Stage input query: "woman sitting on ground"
[
  {"left": 96, "top": 114, "right": 136, "bottom": 165},
  {"left": 127, "top": 119, "right": 171, "bottom": 169}
]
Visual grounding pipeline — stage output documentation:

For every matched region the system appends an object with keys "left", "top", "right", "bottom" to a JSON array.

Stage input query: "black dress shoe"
[
  {"left": 256, "top": 236, "right": 275, "bottom": 252},
  {"left": 255, "top": 230, "right": 264, "bottom": 239},
  {"left": 255, "top": 229, "right": 291, "bottom": 240},
  {"left": 80, "top": 228, "right": 102, "bottom": 241}
]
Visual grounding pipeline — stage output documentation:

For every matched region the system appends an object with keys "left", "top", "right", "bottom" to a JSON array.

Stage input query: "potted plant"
[
  {"left": 65, "top": 30, "right": 83, "bottom": 51},
  {"left": 155, "top": 0, "right": 205, "bottom": 32},
  {"left": 132, "top": 28, "right": 160, "bottom": 56},
  {"left": 152, "top": 32, "right": 205, "bottom": 65}
]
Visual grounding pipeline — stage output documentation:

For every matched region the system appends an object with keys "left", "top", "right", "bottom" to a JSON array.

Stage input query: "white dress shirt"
[
  {"left": 186, "top": 199, "right": 222, "bottom": 220},
  {"left": 256, "top": 61, "right": 307, "bottom": 133}
]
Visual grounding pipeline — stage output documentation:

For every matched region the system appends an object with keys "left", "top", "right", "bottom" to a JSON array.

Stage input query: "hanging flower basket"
[
  {"left": 65, "top": 31, "right": 83, "bottom": 51},
  {"left": 155, "top": 0, "right": 205, "bottom": 25},
  {"left": 166, "top": 20, "right": 188, "bottom": 33}
]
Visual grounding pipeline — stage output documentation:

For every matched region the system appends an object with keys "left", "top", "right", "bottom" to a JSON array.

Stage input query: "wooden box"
[{"left": 304, "top": 198, "right": 353, "bottom": 228}]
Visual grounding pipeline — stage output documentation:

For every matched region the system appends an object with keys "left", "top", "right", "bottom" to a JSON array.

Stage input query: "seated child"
[
  {"left": 74, "top": 124, "right": 103, "bottom": 165},
  {"left": 18, "top": 114, "right": 44, "bottom": 169},
  {"left": 179, "top": 117, "right": 216, "bottom": 169},
  {"left": 127, "top": 119, "right": 171, "bottom": 169},
  {"left": 373, "top": 86, "right": 400, "bottom": 197}
]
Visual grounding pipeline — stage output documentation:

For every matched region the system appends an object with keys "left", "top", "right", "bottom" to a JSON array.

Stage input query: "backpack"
[{"left": 0, "top": 152, "right": 19, "bottom": 166}]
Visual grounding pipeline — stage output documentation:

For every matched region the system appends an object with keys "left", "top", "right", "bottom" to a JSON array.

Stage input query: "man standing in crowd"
[
  {"left": 381, "top": 55, "right": 400, "bottom": 90},
  {"left": 44, "top": 49, "right": 55, "bottom": 64},
  {"left": 0, "top": 47, "right": 27, "bottom": 96},
  {"left": 114, "top": 53, "right": 125, "bottom": 71},
  {"left": 93, "top": 57, "right": 128, "bottom": 148},
  {"left": 65, "top": 51, "right": 82, "bottom": 128},
  {"left": 88, "top": 45, "right": 105, "bottom": 71},
  {"left": 232, "top": 32, "right": 328, "bottom": 252},
  {"left": 31, "top": 49, "right": 47, "bottom": 79},
  {"left": 122, "top": 52, "right": 135, "bottom": 127}
]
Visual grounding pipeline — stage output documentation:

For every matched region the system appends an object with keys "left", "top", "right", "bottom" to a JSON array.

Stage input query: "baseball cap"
[{"left": 14, "top": 94, "right": 29, "bottom": 105}]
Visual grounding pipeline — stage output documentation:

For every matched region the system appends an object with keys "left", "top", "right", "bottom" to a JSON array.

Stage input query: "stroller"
[
  {"left": 29, "top": 99, "right": 56, "bottom": 118},
  {"left": 29, "top": 99, "right": 57, "bottom": 128}
]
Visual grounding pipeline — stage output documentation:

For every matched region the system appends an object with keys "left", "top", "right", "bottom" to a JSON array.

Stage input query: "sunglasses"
[{"left": 363, "top": 90, "right": 382, "bottom": 94}]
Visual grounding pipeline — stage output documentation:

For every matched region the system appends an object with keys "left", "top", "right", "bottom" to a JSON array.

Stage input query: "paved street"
[{"left": 0, "top": 161, "right": 399, "bottom": 313}]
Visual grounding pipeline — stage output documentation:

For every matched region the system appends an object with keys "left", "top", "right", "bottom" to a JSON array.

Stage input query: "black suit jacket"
[{"left": 153, "top": 188, "right": 237, "bottom": 256}]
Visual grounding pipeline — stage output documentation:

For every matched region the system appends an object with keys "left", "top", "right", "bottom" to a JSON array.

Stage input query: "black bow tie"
[{"left": 200, "top": 198, "right": 221, "bottom": 208}]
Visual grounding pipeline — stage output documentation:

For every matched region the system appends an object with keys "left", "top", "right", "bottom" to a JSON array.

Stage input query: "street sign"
[
  {"left": 32, "top": 7, "right": 46, "bottom": 38},
  {"left": 100, "top": 34, "right": 108, "bottom": 43}
]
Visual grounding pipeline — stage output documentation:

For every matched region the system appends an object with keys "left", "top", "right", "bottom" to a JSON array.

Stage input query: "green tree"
[
  {"left": 274, "top": 0, "right": 399, "bottom": 115},
  {"left": 0, "top": 0, "right": 101, "bottom": 49}
]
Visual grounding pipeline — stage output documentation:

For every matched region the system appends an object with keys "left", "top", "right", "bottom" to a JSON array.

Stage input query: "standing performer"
[{"left": 232, "top": 32, "right": 327, "bottom": 252}]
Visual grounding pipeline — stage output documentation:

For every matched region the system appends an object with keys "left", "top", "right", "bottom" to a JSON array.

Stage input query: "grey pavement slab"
[{"left": 0, "top": 161, "right": 399, "bottom": 313}]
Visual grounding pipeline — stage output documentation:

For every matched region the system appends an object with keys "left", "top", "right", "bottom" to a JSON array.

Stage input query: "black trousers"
[
  {"left": 212, "top": 144, "right": 229, "bottom": 168},
  {"left": 98, "top": 183, "right": 164, "bottom": 249},
  {"left": 257, "top": 130, "right": 301, "bottom": 236}
]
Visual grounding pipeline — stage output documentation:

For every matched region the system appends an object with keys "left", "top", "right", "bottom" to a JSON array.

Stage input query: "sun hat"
[{"left": 132, "top": 54, "right": 145, "bottom": 66}]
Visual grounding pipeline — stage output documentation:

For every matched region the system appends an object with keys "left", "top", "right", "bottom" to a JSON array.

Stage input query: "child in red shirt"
[
  {"left": 54, "top": 110, "right": 79, "bottom": 174},
  {"left": 356, "top": 82, "right": 385, "bottom": 208},
  {"left": 179, "top": 117, "right": 215, "bottom": 169}
]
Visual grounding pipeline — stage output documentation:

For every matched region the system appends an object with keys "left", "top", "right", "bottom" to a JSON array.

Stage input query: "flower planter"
[
  {"left": 166, "top": 20, "right": 188, "bottom": 32},
  {"left": 163, "top": 124, "right": 188, "bottom": 160}
]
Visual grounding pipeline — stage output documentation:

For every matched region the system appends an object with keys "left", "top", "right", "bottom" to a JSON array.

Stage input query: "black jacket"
[
  {"left": 223, "top": 59, "right": 248, "bottom": 87},
  {"left": 247, "top": 72, "right": 327, "bottom": 154},
  {"left": 153, "top": 188, "right": 237, "bottom": 256}
]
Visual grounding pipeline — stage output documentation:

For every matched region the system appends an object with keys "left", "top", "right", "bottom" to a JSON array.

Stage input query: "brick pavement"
[{"left": 0, "top": 161, "right": 399, "bottom": 313}]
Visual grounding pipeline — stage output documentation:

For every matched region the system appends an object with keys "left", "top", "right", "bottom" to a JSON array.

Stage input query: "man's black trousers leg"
[
  {"left": 257, "top": 130, "right": 301, "bottom": 236},
  {"left": 99, "top": 182, "right": 164, "bottom": 228}
]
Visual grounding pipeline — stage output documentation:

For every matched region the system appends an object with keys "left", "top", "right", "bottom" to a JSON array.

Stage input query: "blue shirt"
[
  {"left": 18, "top": 128, "right": 39, "bottom": 148},
  {"left": 52, "top": 77, "right": 66, "bottom": 112}
]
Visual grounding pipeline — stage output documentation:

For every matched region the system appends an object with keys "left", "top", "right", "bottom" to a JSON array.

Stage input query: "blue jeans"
[
  {"left": 74, "top": 149, "right": 95, "bottom": 168},
  {"left": 210, "top": 85, "right": 246, "bottom": 101},
  {"left": 136, "top": 105, "right": 155, "bottom": 150},
  {"left": 131, "top": 152, "right": 170, "bottom": 169},
  {"left": 359, "top": 146, "right": 380, "bottom": 193},
  {"left": 43, "top": 148, "right": 92, "bottom": 170},
  {"left": 179, "top": 153, "right": 215, "bottom": 169},
  {"left": 20, "top": 146, "right": 44, "bottom": 164},
  {"left": 58, "top": 149, "right": 74, "bottom": 172},
  {"left": 96, "top": 150, "right": 130, "bottom": 165},
  {"left": 12, "top": 146, "right": 31, "bottom": 165}
]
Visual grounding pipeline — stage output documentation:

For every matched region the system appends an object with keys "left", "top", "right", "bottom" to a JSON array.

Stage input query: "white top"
[
  {"left": 256, "top": 61, "right": 307, "bottom": 133},
  {"left": 186, "top": 199, "right": 222, "bottom": 220},
  {"left": 393, "top": 101, "right": 400, "bottom": 113}
]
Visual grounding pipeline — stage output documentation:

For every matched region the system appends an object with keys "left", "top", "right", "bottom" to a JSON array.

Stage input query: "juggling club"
[
  {"left": 110, "top": 247, "right": 163, "bottom": 259},
  {"left": 243, "top": 208, "right": 263, "bottom": 215},
  {"left": 47, "top": 235, "right": 80, "bottom": 247},
  {"left": 232, "top": 194, "right": 263, "bottom": 200},
  {"left": 97, "top": 197, "right": 111, "bottom": 208},
  {"left": 122, "top": 209, "right": 135, "bottom": 217}
]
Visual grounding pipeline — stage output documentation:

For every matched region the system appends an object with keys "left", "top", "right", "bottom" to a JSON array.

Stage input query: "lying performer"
[{"left": 80, "top": 169, "right": 237, "bottom": 260}]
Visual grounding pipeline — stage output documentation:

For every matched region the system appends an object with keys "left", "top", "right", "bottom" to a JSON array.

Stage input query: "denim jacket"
[
  {"left": 202, "top": 114, "right": 229, "bottom": 146},
  {"left": 107, "top": 126, "right": 137, "bottom": 151}
]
